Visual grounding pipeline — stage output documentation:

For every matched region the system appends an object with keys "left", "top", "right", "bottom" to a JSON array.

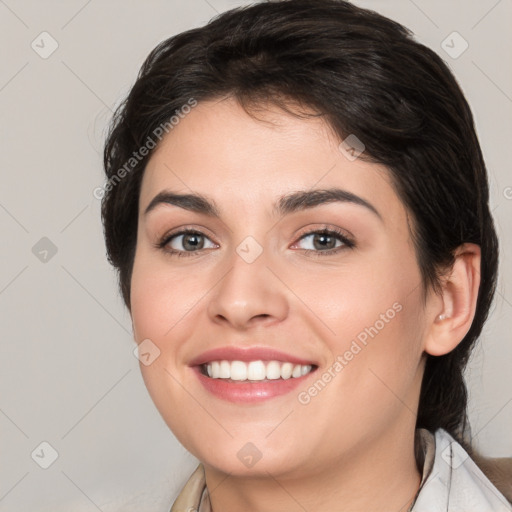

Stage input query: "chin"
[{"left": 200, "top": 448, "right": 300, "bottom": 478}]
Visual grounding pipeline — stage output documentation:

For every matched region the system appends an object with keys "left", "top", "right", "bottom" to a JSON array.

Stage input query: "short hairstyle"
[{"left": 101, "top": 0, "right": 499, "bottom": 447}]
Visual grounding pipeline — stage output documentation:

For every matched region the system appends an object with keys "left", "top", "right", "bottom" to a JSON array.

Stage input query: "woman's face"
[{"left": 130, "top": 97, "right": 434, "bottom": 477}]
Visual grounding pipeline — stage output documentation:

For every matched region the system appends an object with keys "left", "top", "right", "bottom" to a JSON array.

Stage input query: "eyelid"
[
  {"left": 293, "top": 224, "right": 354, "bottom": 243},
  {"left": 290, "top": 225, "right": 355, "bottom": 252},
  {"left": 157, "top": 224, "right": 218, "bottom": 246}
]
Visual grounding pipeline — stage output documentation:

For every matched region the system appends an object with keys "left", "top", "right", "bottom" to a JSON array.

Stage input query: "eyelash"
[{"left": 155, "top": 226, "right": 355, "bottom": 258}]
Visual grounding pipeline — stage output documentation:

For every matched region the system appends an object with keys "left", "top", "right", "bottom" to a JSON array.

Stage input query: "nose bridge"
[{"left": 206, "top": 234, "right": 288, "bottom": 328}]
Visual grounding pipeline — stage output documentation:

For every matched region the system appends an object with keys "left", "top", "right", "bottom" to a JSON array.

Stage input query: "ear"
[{"left": 424, "top": 243, "right": 481, "bottom": 356}]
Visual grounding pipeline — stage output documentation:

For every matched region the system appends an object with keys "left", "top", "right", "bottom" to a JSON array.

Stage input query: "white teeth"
[
  {"left": 219, "top": 360, "right": 231, "bottom": 378},
  {"left": 292, "top": 364, "right": 302, "bottom": 378},
  {"left": 230, "top": 361, "right": 247, "bottom": 381},
  {"left": 266, "top": 361, "right": 281, "bottom": 380},
  {"left": 281, "top": 362, "right": 293, "bottom": 379},
  {"left": 247, "top": 361, "right": 266, "bottom": 380},
  {"left": 204, "top": 360, "right": 314, "bottom": 381}
]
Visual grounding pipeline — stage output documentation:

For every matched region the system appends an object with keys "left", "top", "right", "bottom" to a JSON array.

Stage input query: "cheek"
[
  {"left": 294, "top": 292, "right": 425, "bottom": 452},
  {"left": 287, "top": 245, "right": 420, "bottom": 349},
  {"left": 293, "top": 246, "right": 425, "bottom": 401},
  {"left": 130, "top": 255, "right": 203, "bottom": 343},
  {"left": 130, "top": 269, "right": 166, "bottom": 343},
  {"left": 129, "top": 256, "right": 204, "bottom": 444}
]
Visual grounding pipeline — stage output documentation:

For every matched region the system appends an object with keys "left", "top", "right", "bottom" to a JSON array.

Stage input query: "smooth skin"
[{"left": 130, "top": 96, "right": 481, "bottom": 512}]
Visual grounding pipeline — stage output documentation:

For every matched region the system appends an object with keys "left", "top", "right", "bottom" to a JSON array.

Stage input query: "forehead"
[{"left": 139, "top": 97, "right": 403, "bottom": 224}]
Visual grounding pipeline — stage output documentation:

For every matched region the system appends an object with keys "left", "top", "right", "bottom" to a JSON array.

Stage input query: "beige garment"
[{"left": 169, "top": 428, "right": 511, "bottom": 512}]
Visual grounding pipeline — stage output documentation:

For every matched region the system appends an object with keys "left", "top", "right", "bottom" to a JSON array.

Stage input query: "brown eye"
[
  {"left": 300, "top": 232, "right": 340, "bottom": 251},
  {"left": 158, "top": 230, "right": 217, "bottom": 256},
  {"left": 174, "top": 232, "right": 205, "bottom": 251},
  {"left": 294, "top": 228, "right": 355, "bottom": 255}
]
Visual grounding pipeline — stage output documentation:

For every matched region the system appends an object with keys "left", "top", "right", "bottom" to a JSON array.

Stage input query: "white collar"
[
  {"left": 410, "top": 428, "right": 512, "bottom": 511},
  {"left": 170, "top": 428, "right": 512, "bottom": 512}
]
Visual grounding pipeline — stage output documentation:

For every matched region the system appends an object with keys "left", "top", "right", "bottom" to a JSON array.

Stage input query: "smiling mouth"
[{"left": 199, "top": 359, "right": 318, "bottom": 382}]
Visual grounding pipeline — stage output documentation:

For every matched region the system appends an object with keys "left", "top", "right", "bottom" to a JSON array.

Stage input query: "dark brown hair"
[{"left": 102, "top": 0, "right": 499, "bottom": 446}]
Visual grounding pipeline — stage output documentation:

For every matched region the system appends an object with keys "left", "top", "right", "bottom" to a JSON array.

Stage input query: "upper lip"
[{"left": 188, "top": 346, "right": 318, "bottom": 367}]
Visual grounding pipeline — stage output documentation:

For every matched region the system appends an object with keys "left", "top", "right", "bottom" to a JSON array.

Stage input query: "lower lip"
[{"left": 192, "top": 366, "right": 316, "bottom": 403}]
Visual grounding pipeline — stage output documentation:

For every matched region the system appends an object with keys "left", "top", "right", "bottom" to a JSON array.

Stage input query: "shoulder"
[
  {"left": 470, "top": 446, "right": 512, "bottom": 504},
  {"left": 412, "top": 428, "right": 512, "bottom": 512}
]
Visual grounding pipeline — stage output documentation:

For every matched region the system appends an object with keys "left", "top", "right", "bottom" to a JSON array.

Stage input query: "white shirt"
[
  {"left": 169, "top": 428, "right": 512, "bottom": 512},
  {"left": 411, "top": 428, "right": 511, "bottom": 511}
]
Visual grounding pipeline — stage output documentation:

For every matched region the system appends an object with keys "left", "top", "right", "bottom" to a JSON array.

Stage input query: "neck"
[{"left": 203, "top": 422, "right": 422, "bottom": 512}]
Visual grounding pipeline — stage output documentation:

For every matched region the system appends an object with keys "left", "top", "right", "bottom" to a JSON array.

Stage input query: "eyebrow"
[{"left": 143, "top": 187, "right": 383, "bottom": 221}]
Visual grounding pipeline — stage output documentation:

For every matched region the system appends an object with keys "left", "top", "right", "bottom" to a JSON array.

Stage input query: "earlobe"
[{"left": 424, "top": 243, "right": 481, "bottom": 357}]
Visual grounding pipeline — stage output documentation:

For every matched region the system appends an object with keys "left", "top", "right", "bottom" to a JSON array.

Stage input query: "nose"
[{"left": 206, "top": 243, "right": 289, "bottom": 330}]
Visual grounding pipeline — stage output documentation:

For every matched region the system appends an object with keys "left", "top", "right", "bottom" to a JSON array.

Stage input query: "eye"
[
  {"left": 156, "top": 229, "right": 217, "bottom": 257},
  {"left": 155, "top": 226, "right": 355, "bottom": 258},
  {"left": 292, "top": 227, "right": 355, "bottom": 256}
]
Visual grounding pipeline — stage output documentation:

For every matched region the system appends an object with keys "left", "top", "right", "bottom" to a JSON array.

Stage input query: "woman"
[{"left": 101, "top": 0, "right": 512, "bottom": 510}]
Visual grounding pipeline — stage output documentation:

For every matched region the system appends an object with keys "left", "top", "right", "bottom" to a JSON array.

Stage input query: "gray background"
[{"left": 0, "top": 0, "right": 511, "bottom": 510}]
